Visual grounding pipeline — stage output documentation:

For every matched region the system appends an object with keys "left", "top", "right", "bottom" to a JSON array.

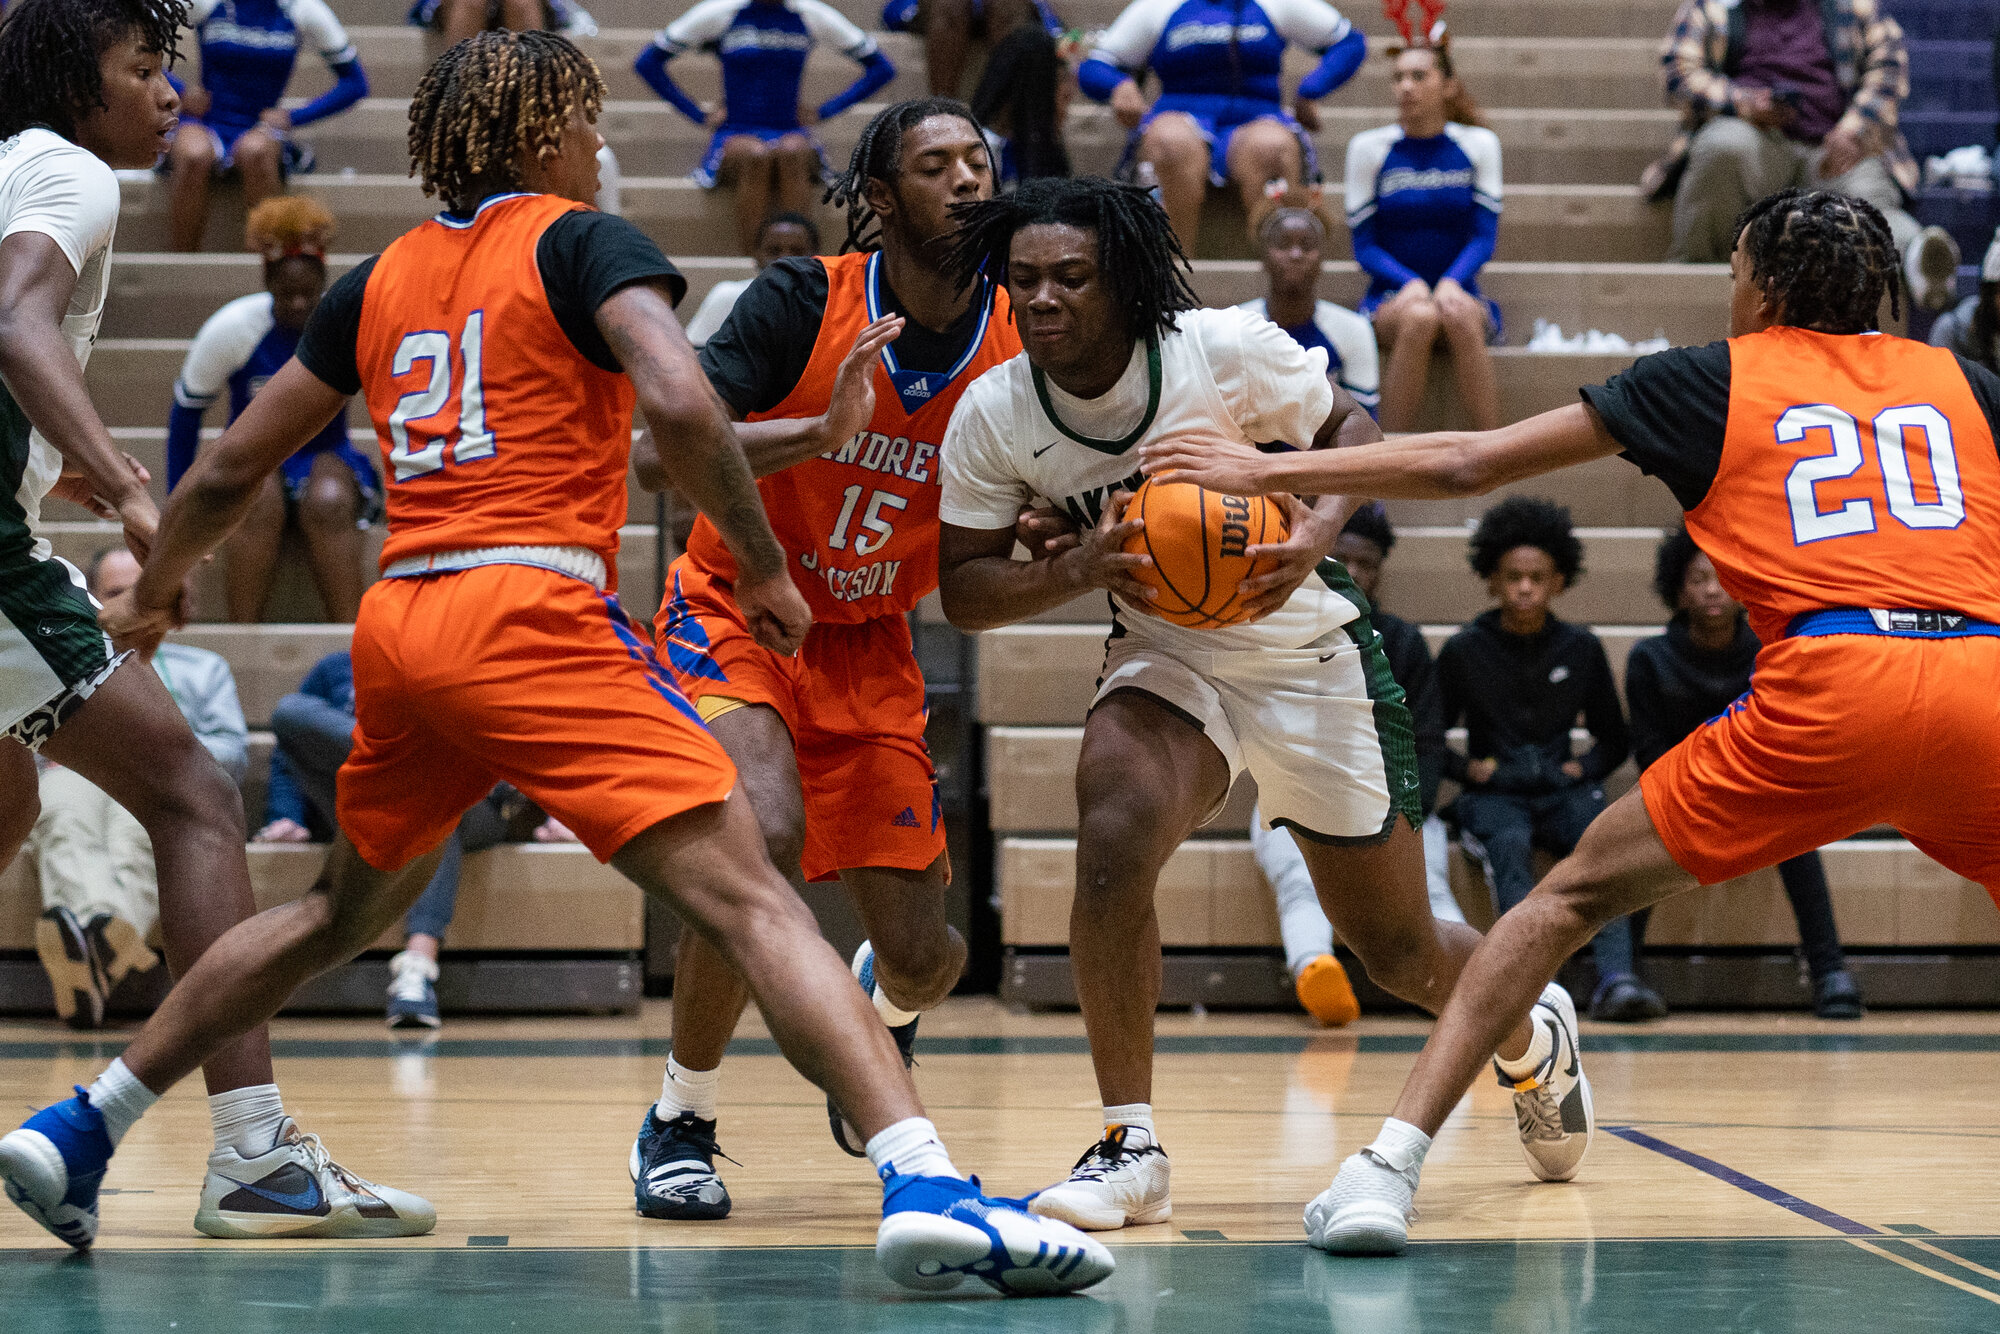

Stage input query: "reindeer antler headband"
[{"left": 1382, "top": 0, "right": 1447, "bottom": 46}]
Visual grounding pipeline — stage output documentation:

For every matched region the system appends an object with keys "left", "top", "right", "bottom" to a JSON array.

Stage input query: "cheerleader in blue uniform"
[
  {"left": 638, "top": 0, "right": 896, "bottom": 254},
  {"left": 1078, "top": 0, "right": 1364, "bottom": 251},
  {"left": 164, "top": 0, "right": 369, "bottom": 251},
  {"left": 167, "top": 198, "right": 378, "bottom": 622}
]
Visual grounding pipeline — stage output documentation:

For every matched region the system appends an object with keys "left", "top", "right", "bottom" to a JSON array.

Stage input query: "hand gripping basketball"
[
  {"left": 1059, "top": 489, "right": 1159, "bottom": 610},
  {"left": 1119, "top": 478, "right": 1303, "bottom": 627}
]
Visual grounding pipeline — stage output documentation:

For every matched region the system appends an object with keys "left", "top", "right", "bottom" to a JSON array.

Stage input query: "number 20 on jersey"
[{"left": 1783, "top": 403, "right": 1964, "bottom": 544}]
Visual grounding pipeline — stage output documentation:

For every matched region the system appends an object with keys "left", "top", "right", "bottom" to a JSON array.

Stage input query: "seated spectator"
[
  {"left": 169, "top": 198, "right": 377, "bottom": 622},
  {"left": 683, "top": 212, "right": 821, "bottom": 347},
  {"left": 1344, "top": 33, "right": 1502, "bottom": 432},
  {"left": 1627, "top": 526, "right": 1864, "bottom": 1019},
  {"left": 409, "top": 0, "right": 597, "bottom": 46},
  {"left": 1439, "top": 499, "right": 1665, "bottom": 1022},
  {"left": 884, "top": 0, "right": 1062, "bottom": 99},
  {"left": 1079, "top": 0, "right": 1365, "bottom": 250},
  {"left": 255, "top": 651, "right": 576, "bottom": 1029},
  {"left": 969, "top": 17, "right": 1074, "bottom": 185},
  {"left": 1649, "top": 0, "right": 1961, "bottom": 311},
  {"left": 28, "top": 551, "right": 246, "bottom": 1030},
  {"left": 1249, "top": 505, "right": 1462, "bottom": 1025},
  {"left": 1928, "top": 231, "right": 2000, "bottom": 374},
  {"left": 165, "top": 0, "right": 370, "bottom": 253},
  {"left": 1238, "top": 206, "right": 1379, "bottom": 416},
  {"left": 638, "top": 0, "right": 896, "bottom": 255}
]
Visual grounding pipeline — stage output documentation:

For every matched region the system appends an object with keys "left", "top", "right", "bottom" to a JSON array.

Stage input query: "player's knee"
[
  {"left": 757, "top": 819, "right": 806, "bottom": 880},
  {"left": 1073, "top": 806, "right": 1173, "bottom": 906},
  {"left": 873, "top": 925, "right": 962, "bottom": 1001},
  {"left": 135, "top": 748, "right": 244, "bottom": 844},
  {"left": 774, "top": 136, "right": 816, "bottom": 169},
  {"left": 0, "top": 790, "right": 38, "bottom": 858}
]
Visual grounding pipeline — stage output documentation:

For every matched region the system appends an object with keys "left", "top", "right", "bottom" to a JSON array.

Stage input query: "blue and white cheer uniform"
[
  {"left": 1343, "top": 121, "right": 1504, "bottom": 335},
  {"left": 182, "top": 0, "right": 368, "bottom": 175}
]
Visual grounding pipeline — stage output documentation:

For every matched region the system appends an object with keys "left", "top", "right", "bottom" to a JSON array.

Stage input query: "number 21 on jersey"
[
  {"left": 387, "top": 312, "right": 494, "bottom": 482},
  {"left": 1782, "top": 403, "right": 1965, "bottom": 544}
]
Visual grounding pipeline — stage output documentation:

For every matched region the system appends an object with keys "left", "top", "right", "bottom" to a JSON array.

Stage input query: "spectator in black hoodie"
[
  {"left": 1626, "top": 525, "right": 1864, "bottom": 1018},
  {"left": 1440, "top": 497, "right": 1665, "bottom": 1021}
]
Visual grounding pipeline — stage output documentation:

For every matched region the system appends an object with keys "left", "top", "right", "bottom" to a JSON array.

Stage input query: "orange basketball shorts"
[
  {"left": 1640, "top": 630, "right": 2000, "bottom": 896},
  {"left": 653, "top": 559, "right": 944, "bottom": 883},
  {"left": 338, "top": 563, "right": 736, "bottom": 870}
]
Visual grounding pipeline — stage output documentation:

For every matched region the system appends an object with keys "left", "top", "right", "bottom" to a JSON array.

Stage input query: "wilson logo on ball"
[{"left": 1122, "top": 475, "right": 1289, "bottom": 629}]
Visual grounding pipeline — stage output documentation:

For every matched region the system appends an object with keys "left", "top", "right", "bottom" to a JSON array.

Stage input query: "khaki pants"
[
  {"left": 1668, "top": 117, "right": 1919, "bottom": 263},
  {"left": 27, "top": 765, "right": 159, "bottom": 940}
]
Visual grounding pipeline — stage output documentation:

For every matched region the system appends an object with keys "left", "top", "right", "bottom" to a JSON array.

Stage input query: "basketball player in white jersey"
[{"left": 934, "top": 177, "right": 1589, "bottom": 1236}]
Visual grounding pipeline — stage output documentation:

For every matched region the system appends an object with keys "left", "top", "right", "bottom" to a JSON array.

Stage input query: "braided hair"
[
  {"left": 824, "top": 97, "right": 988, "bottom": 254},
  {"left": 1467, "top": 496, "right": 1583, "bottom": 582},
  {"left": 0, "top": 0, "right": 185, "bottom": 142},
  {"left": 1735, "top": 188, "right": 1902, "bottom": 335},
  {"left": 943, "top": 176, "right": 1198, "bottom": 342},
  {"left": 407, "top": 30, "right": 604, "bottom": 214}
]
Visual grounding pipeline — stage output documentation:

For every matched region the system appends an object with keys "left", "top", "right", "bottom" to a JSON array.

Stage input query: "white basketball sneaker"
[
  {"left": 1502, "top": 982, "right": 1594, "bottom": 1182},
  {"left": 1028, "top": 1125, "right": 1171, "bottom": 1231},
  {"left": 193, "top": 1118, "right": 436, "bottom": 1239},
  {"left": 1305, "top": 1148, "right": 1420, "bottom": 1255}
]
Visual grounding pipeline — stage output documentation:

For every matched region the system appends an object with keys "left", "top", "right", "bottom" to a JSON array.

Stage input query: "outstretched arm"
[
  {"left": 597, "top": 281, "right": 810, "bottom": 655},
  {"left": 1139, "top": 402, "right": 1624, "bottom": 499}
]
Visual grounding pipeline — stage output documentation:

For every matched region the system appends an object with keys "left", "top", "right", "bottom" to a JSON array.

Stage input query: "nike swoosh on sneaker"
[
  {"left": 229, "top": 1175, "right": 325, "bottom": 1212},
  {"left": 1556, "top": 1017, "right": 1579, "bottom": 1078}
]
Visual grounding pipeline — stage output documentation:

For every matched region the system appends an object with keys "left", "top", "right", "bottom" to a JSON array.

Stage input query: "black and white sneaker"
[
  {"left": 35, "top": 907, "right": 105, "bottom": 1031},
  {"left": 630, "top": 1108, "right": 731, "bottom": 1220},
  {"left": 1503, "top": 982, "right": 1594, "bottom": 1182}
]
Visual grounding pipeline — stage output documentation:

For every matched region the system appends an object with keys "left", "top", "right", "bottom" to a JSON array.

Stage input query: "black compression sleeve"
[
  {"left": 294, "top": 257, "right": 376, "bottom": 397},
  {"left": 698, "top": 257, "right": 829, "bottom": 417}
]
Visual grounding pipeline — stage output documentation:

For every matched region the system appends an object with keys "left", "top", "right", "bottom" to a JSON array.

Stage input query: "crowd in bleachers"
[{"left": 15, "top": 0, "right": 2000, "bottom": 1027}]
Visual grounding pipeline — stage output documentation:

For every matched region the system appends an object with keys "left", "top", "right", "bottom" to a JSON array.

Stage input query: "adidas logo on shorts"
[{"left": 890, "top": 807, "right": 921, "bottom": 828}]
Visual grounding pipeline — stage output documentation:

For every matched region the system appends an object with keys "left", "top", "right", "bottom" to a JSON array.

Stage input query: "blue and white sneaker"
[
  {"left": 629, "top": 1107, "right": 732, "bottom": 1220},
  {"left": 0, "top": 1087, "right": 114, "bottom": 1249},
  {"left": 386, "top": 950, "right": 441, "bottom": 1031},
  {"left": 193, "top": 1118, "right": 435, "bottom": 1239},
  {"left": 876, "top": 1172, "right": 1115, "bottom": 1295},
  {"left": 831, "top": 941, "right": 920, "bottom": 1158}
]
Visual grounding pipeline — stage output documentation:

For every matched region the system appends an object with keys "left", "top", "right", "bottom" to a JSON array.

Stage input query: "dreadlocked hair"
[
  {"left": 1468, "top": 496, "right": 1582, "bottom": 582},
  {"left": 1735, "top": 188, "right": 1901, "bottom": 334},
  {"left": 825, "top": 97, "right": 988, "bottom": 254},
  {"left": 246, "top": 196, "right": 337, "bottom": 265},
  {"left": 407, "top": 30, "right": 604, "bottom": 214},
  {"left": 0, "top": 0, "right": 185, "bottom": 142},
  {"left": 943, "top": 176, "right": 1197, "bottom": 342}
]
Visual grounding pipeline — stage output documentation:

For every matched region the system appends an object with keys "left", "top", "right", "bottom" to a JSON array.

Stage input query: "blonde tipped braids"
[{"left": 408, "top": 29, "right": 605, "bottom": 213}]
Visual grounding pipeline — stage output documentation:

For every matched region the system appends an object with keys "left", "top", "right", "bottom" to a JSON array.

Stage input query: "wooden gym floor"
[{"left": 3, "top": 997, "right": 1998, "bottom": 1330}]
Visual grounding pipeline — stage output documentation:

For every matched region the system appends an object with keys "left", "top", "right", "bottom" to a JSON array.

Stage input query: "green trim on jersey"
[
  {"left": 1321, "top": 557, "right": 1423, "bottom": 834},
  {"left": 1031, "top": 335, "right": 1163, "bottom": 455},
  {"left": 0, "top": 378, "right": 35, "bottom": 565}
]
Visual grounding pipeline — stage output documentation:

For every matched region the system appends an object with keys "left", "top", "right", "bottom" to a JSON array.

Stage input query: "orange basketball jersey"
[
  {"left": 683, "top": 250, "right": 1020, "bottom": 623},
  {"left": 1688, "top": 327, "right": 2000, "bottom": 644},
  {"left": 355, "top": 193, "right": 637, "bottom": 576}
]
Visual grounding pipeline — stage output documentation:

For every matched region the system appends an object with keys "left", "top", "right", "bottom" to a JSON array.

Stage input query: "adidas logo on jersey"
[{"left": 891, "top": 807, "right": 922, "bottom": 828}]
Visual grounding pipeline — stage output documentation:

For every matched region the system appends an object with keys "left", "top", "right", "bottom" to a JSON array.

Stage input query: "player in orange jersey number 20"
[{"left": 1142, "top": 187, "right": 2000, "bottom": 1256}]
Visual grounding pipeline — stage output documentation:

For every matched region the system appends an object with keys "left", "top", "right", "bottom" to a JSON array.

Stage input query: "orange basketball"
[{"left": 1120, "top": 476, "right": 1291, "bottom": 628}]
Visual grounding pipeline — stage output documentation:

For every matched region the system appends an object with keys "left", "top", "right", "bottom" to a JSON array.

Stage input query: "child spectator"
[
  {"left": 169, "top": 197, "right": 377, "bottom": 622},
  {"left": 1438, "top": 499, "right": 1663, "bottom": 1021},
  {"left": 637, "top": 0, "right": 896, "bottom": 255},
  {"left": 1238, "top": 206, "right": 1379, "bottom": 416},
  {"left": 683, "top": 212, "right": 821, "bottom": 347},
  {"left": 164, "top": 0, "right": 369, "bottom": 252},
  {"left": 29, "top": 552, "right": 246, "bottom": 1029},
  {"left": 969, "top": 19, "right": 1073, "bottom": 185},
  {"left": 1626, "top": 526, "right": 1864, "bottom": 1018},
  {"left": 1250, "top": 505, "right": 1461, "bottom": 1025},
  {"left": 1079, "top": 0, "right": 1365, "bottom": 250},
  {"left": 255, "top": 652, "right": 575, "bottom": 1029},
  {"left": 1928, "top": 231, "right": 2000, "bottom": 375},
  {"left": 1344, "top": 32, "right": 1501, "bottom": 432},
  {"left": 1648, "top": 0, "right": 1960, "bottom": 310}
]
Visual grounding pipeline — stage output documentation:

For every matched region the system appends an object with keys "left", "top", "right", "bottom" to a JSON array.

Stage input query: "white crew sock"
[
  {"left": 1494, "top": 1014, "right": 1555, "bottom": 1083},
  {"left": 865, "top": 1116, "right": 960, "bottom": 1180},
  {"left": 86, "top": 1058, "right": 159, "bottom": 1148},
  {"left": 1363, "top": 1117, "right": 1433, "bottom": 1173},
  {"left": 1102, "top": 1102, "right": 1156, "bottom": 1146},
  {"left": 656, "top": 1055, "right": 720, "bottom": 1123},
  {"left": 208, "top": 1084, "right": 287, "bottom": 1158},
  {"left": 865, "top": 977, "right": 919, "bottom": 1029}
]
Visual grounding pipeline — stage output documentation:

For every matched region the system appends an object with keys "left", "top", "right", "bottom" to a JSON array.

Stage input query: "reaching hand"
[
  {"left": 1110, "top": 79, "right": 1147, "bottom": 130},
  {"left": 115, "top": 491, "right": 162, "bottom": 564},
  {"left": 1230, "top": 494, "right": 1337, "bottom": 622},
  {"left": 1137, "top": 432, "right": 1281, "bottom": 495},
  {"left": 50, "top": 452, "right": 150, "bottom": 520},
  {"left": 1056, "top": 489, "right": 1157, "bottom": 609},
  {"left": 1014, "top": 505, "right": 1080, "bottom": 560},
  {"left": 820, "top": 314, "right": 902, "bottom": 453},
  {"left": 734, "top": 566, "right": 812, "bottom": 657},
  {"left": 1431, "top": 277, "right": 1483, "bottom": 324},
  {"left": 97, "top": 585, "right": 182, "bottom": 657}
]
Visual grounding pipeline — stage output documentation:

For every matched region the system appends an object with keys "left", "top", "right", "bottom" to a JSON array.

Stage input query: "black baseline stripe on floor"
[{"left": 1604, "top": 1126, "right": 1879, "bottom": 1235}]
